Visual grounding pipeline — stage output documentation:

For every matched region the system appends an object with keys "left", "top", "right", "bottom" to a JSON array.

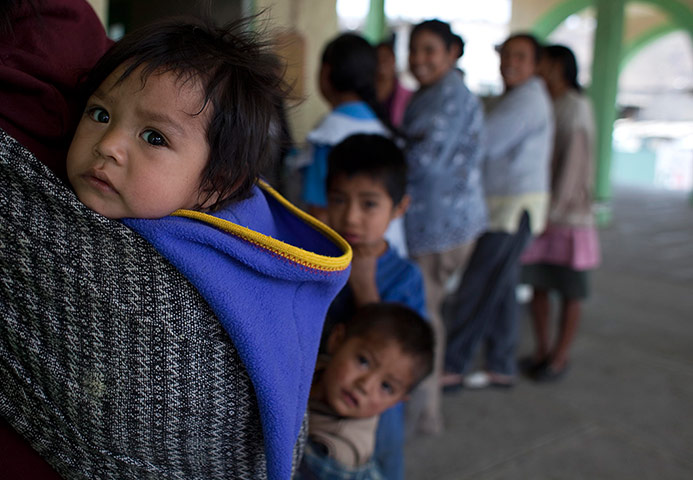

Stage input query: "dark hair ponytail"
[
  {"left": 321, "top": 32, "right": 398, "bottom": 136},
  {"left": 544, "top": 44, "right": 581, "bottom": 92}
]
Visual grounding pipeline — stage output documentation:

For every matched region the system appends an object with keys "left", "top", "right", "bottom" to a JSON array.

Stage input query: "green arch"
[
  {"left": 532, "top": 0, "right": 594, "bottom": 40},
  {"left": 532, "top": 0, "right": 693, "bottom": 82},
  {"left": 650, "top": 0, "right": 693, "bottom": 34},
  {"left": 531, "top": 0, "right": 693, "bottom": 222},
  {"left": 532, "top": 0, "right": 693, "bottom": 40},
  {"left": 620, "top": 22, "right": 680, "bottom": 69}
]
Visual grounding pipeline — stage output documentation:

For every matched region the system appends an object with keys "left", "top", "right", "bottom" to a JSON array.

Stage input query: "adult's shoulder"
[
  {"left": 442, "top": 69, "right": 480, "bottom": 102},
  {"left": 570, "top": 90, "right": 595, "bottom": 122},
  {"left": 521, "top": 77, "right": 552, "bottom": 108},
  {"left": 556, "top": 90, "right": 595, "bottom": 131},
  {"left": 513, "top": 76, "right": 553, "bottom": 126}
]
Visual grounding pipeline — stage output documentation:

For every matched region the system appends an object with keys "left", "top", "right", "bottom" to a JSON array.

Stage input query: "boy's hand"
[{"left": 348, "top": 244, "right": 381, "bottom": 306}]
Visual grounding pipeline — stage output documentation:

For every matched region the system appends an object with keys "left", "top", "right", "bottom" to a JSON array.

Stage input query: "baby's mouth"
[{"left": 85, "top": 170, "right": 117, "bottom": 194}]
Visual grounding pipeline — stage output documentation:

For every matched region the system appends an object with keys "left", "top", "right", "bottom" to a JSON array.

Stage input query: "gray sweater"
[{"left": 483, "top": 76, "right": 554, "bottom": 234}]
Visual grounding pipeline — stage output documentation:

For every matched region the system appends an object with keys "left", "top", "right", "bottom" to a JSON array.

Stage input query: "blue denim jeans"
[
  {"left": 443, "top": 212, "right": 532, "bottom": 376},
  {"left": 374, "top": 402, "right": 404, "bottom": 480}
]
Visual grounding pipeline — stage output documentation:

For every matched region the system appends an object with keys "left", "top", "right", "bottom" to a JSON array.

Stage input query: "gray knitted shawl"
[{"left": 0, "top": 129, "right": 304, "bottom": 479}]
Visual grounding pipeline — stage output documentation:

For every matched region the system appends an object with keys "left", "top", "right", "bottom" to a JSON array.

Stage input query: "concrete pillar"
[
  {"left": 590, "top": 0, "right": 626, "bottom": 225},
  {"left": 363, "top": 0, "right": 386, "bottom": 44}
]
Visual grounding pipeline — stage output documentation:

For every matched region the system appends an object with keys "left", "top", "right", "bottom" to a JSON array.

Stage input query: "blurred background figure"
[
  {"left": 401, "top": 19, "right": 486, "bottom": 436},
  {"left": 375, "top": 37, "right": 413, "bottom": 128},
  {"left": 299, "top": 32, "right": 389, "bottom": 223},
  {"left": 442, "top": 33, "right": 553, "bottom": 390},
  {"left": 520, "top": 44, "right": 601, "bottom": 382}
]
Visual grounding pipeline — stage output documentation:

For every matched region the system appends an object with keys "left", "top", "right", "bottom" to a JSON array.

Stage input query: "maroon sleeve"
[{"left": 0, "top": 0, "right": 113, "bottom": 180}]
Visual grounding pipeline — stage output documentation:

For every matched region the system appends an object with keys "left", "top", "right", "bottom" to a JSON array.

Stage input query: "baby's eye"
[
  {"left": 381, "top": 381, "right": 394, "bottom": 395},
  {"left": 142, "top": 130, "right": 167, "bottom": 147},
  {"left": 357, "top": 354, "right": 369, "bottom": 367},
  {"left": 364, "top": 201, "right": 379, "bottom": 209},
  {"left": 88, "top": 107, "right": 110, "bottom": 123}
]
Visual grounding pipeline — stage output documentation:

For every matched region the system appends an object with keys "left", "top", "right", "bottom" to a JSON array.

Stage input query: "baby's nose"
[{"left": 94, "top": 127, "right": 127, "bottom": 164}]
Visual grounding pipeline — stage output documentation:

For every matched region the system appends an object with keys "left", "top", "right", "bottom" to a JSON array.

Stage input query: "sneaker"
[{"left": 462, "top": 371, "right": 491, "bottom": 389}]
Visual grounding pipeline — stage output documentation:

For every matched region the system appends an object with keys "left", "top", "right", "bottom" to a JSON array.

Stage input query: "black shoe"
[
  {"left": 518, "top": 356, "right": 548, "bottom": 377},
  {"left": 533, "top": 362, "right": 569, "bottom": 383}
]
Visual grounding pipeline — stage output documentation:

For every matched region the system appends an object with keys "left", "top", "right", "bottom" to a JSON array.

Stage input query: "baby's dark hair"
[
  {"left": 410, "top": 19, "right": 464, "bottom": 59},
  {"left": 80, "top": 16, "right": 288, "bottom": 211},
  {"left": 345, "top": 303, "right": 433, "bottom": 389},
  {"left": 326, "top": 134, "right": 407, "bottom": 205},
  {"left": 502, "top": 32, "right": 543, "bottom": 64}
]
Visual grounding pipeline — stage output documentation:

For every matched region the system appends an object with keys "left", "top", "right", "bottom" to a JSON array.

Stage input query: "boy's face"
[
  {"left": 321, "top": 331, "right": 417, "bottom": 418},
  {"left": 67, "top": 66, "right": 211, "bottom": 219},
  {"left": 327, "top": 173, "right": 408, "bottom": 250}
]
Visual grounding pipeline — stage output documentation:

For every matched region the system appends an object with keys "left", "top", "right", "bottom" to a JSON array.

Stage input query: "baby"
[
  {"left": 298, "top": 302, "right": 434, "bottom": 479},
  {"left": 60, "top": 17, "right": 351, "bottom": 480},
  {"left": 66, "top": 18, "right": 282, "bottom": 219}
]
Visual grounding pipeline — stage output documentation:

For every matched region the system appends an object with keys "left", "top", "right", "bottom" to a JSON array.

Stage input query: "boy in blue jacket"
[{"left": 324, "top": 134, "right": 426, "bottom": 479}]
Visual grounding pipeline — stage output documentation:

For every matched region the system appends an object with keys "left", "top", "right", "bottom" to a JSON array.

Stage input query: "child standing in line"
[
  {"left": 324, "top": 134, "right": 426, "bottom": 480},
  {"left": 64, "top": 17, "right": 351, "bottom": 480},
  {"left": 297, "top": 303, "right": 434, "bottom": 480},
  {"left": 299, "top": 33, "right": 389, "bottom": 223}
]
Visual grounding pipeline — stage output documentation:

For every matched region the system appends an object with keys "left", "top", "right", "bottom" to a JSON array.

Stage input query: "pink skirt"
[{"left": 521, "top": 224, "right": 601, "bottom": 271}]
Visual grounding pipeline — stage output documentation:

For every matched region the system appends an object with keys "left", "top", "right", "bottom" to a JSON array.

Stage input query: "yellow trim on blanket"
[{"left": 172, "top": 180, "right": 352, "bottom": 272}]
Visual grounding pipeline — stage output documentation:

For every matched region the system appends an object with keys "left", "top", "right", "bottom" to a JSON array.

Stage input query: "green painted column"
[
  {"left": 363, "top": 0, "right": 386, "bottom": 44},
  {"left": 590, "top": 0, "right": 625, "bottom": 225}
]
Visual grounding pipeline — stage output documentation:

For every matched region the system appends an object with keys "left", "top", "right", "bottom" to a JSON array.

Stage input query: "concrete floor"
[{"left": 405, "top": 187, "right": 693, "bottom": 480}]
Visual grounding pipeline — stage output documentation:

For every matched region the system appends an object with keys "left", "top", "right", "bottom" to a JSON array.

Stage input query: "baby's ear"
[
  {"left": 391, "top": 194, "right": 411, "bottom": 220},
  {"left": 326, "top": 323, "right": 347, "bottom": 354}
]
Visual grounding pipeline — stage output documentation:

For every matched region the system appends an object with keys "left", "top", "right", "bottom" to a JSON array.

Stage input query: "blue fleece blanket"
[{"left": 124, "top": 182, "right": 351, "bottom": 480}]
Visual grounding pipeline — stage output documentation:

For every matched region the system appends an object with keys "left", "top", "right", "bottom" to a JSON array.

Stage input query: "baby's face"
[
  {"left": 67, "top": 65, "right": 211, "bottom": 219},
  {"left": 321, "top": 333, "right": 416, "bottom": 418}
]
